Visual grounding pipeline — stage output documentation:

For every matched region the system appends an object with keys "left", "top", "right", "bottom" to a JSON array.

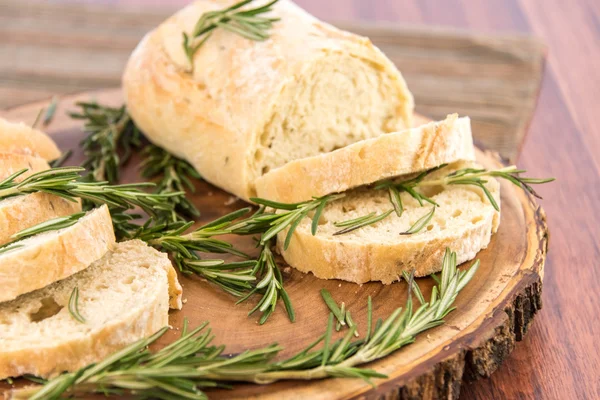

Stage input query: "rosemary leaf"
[
  {"left": 68, "top": 287, "right": 86, "bottom": 323},
  {"left": 320, "top": 289, "right": 346, "bottom": 326},
  {"left": 400, "top": 206, "right": 436, "bottom": 235},
  {"left": 333, "top": 210, "right": 393, "bottom": 236},
  {"left": 43, "top": 96, "right": 59, "bottom": 126},
  {"left": 11, "top": 212, "right": 86, "bottom": 241}
]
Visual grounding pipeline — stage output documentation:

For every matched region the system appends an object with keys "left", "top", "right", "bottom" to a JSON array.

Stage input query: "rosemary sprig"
[
  {"left": 238, "top": 194, "right": 344, "bottom": 249},
  {"left": 0, "top": 167, "right": 181, "bottom": 220},
  {"left": 183, "top": 0, "right": 280, "bottom": 67},
  {"left": 70, "top": 102, "right": 142, "bottom": 183},
  {"left": 13, "top": 249, "right": 476, "bottom": 400},
  {"left": 139, "top": 144, "right": 201, "bottom": 222},
  {"left": 320, "top": 289, "right": 360, "bottom": 337},
  {"left": 68, "top": 287, "right": 86, "bottom": 324},
  {"left": 335, "top": 165, "right": 554, "bottom": 236},
  {"left": 237, "top": 241, "right": 294, "bottom": 324}
]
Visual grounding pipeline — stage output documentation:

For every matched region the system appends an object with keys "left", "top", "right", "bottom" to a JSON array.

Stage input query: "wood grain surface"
[
  {"left": 0, "top": 92, "right": 548, "bottom": 400},
  {"left": 1, "top": 1, "right": 599, "bottom": 399}
]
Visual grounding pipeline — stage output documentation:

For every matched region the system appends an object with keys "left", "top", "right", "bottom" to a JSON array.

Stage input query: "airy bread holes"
[
  {"left": 122, "top": 276, "right": 135, "bottom": 285},
  {"left": 471, "top": 216, "right": 484, "bottom": 224},
  {"left": 29, "top": 297, "right": 63, "bottom": 322}
]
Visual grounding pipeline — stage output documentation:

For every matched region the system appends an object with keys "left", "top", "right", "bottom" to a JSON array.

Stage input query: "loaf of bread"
[
  {"left": 255, "top": 114, "right": 474, "bottom": 203},
  {"left": 123, "top": 0, "right": 414, "bottom": 201},
  {"left": 0, "top": 205, "right": 116, "bottom": 302},
  {"left": 0, "top": 240, "right": 182, "bottom": 379},
  {"left": 278, "top": 161, "right": 500, "bottom": 284},
  {"left": 0, "top": 117, "right": 61, "bottom": 161}
]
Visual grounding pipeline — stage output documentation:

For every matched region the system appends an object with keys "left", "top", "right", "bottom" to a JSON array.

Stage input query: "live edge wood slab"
[{"left": 0, "top": 90, "right": 548, "bottom": 400}]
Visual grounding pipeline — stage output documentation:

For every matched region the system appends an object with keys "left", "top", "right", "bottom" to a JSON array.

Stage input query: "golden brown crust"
[
  {"left": 0, "top": 193, "right": 82, "bottom": 246},
  {"left": 123, "top": 0, "right": 414, "bottom": 201},
  {"left": 0, "top": 205, "right": 116, "bottom": 302},
  {"left": 255, "top": 115, "right": 474, "bottom": 203},
  {"left": 0, "top": 118, "right": 61, "bottom": 161}
]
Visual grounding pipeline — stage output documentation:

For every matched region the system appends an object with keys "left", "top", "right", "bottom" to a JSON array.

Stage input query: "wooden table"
[{"left": 1, "top": 1, "right": 599, "bottom": 399}]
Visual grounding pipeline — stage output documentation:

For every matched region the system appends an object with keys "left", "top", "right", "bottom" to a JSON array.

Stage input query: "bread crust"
[
  {"left": 0, "top": 205, "right": 116, "bottom": 302},
  {"left": 0, "top": 193, "right": 82, "bottom": 246},
  {"left": 0, "top": 118, "right": 61, "bottom": 161},
  {"left": 0, "top": 240, "right": 178, "bottom": 379},
  {"left": 123, "top": 0, "right": 413, "bottom": 201},
  {"left": 0, "top": 152, "right": 50, "bottom": 180},
  {"left": 255, "top": 115, "right": 475, "bottom": 203}
]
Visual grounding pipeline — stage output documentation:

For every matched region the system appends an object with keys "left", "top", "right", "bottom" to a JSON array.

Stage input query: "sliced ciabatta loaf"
[
  {"left": 255, "top": 114, "right": 474, "bottom": 203},
  {"left": 0, "top": 240, "right": 182, "bottom": 379},
  {"left": 0, "top": 193, "right": 82, "bottom": 246},
  {"left": 123, "top": 0, "right": 414, "bottom": 202},
  {"left": 0, "top": 205, "right": 116, "bottom": 302},
  {"left": 0, "top": 152, "right": 50, "bottom": 180},
  {"left": 0, "top": 117, "right": 61, "bottom": 161},
  {"left": 277, "top": 161, "right": 500, "bottom": 284}
]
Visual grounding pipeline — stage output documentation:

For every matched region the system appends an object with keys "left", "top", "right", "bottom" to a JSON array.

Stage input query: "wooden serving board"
[{"left": 0, "top": 90, "right": 548, "bottom": 400}]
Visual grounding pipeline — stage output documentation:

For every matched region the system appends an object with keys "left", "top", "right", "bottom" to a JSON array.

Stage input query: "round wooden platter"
[{"left": 0, "top": 89, "right": 548, "bottom": 400}]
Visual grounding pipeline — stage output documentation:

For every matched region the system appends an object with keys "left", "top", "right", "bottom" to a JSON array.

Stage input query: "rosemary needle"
[
  {"left": 68, "top": 287, "right": 86, "bottom": 323},
  {"left": 401, "top": 206, "right": 436, "bottom": 235}
]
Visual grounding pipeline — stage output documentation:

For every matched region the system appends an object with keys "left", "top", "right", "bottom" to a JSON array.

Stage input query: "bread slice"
[
  {"left": 0, "top": 205, "right": 116, "bottom": 302},
  {"left": 0, "top": 240, "right": 182, "bottom": 379},
  {"left": 0, "top": 117, "right": 61, "bottom": 161},
  {"left": 255, "top": 115, "right": 474, "bottom": 203},
  {"left": 0, "top": 193, "right": 82, "bottom": 246},
  {"left": 0, "top": 152, "right": 50, "bottom": 181},
  {"left": 277, "top": 161, "right": 500, "bottom": 284}
]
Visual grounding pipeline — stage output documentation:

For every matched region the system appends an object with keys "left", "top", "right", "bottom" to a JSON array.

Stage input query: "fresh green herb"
[
  {"left": 237, "top": 241, "right": 294, "bottom": 324},
  {"left": 0, "top": 167, "right": 182, "bottom": 221},
  {"left": 32, "top": 96, "right": 59, "bottom": 129},
  {"left": 68, "top": 287, "right": 85, "bottom": 323},
  {"left": 43, "top": 96, "right": 59, "bottom": 127},
  {"left": 140, "top": 144, "right": 201, "bottom": 222},
  {"left": 0, "top": 243, "right": 22, "bottom": 255},
  {"left": 70, "top": 102, "right": 142, "bottom": 183},
  {"left": 241, "top": 194, "right": 344, "bottom": 249},
  {"left": 401, "top": 206, "right": 436, "bottom": 235},
  {"left": 12, "top": 249, "right": 476, "bottom": 400},
  {"left": 320, "top": 289, "right": 346, "bottom": 328},
  {"left": 345, "top": 310, "right": 359, "bottom": 337},
  {"left": 183, "top": 0, "right": 280, "bottom": 67},
  {"left": 333, "top": 210, "right": 393, "bottom": 236},
  {"left": 334, "top": 164, "right": 554, "bottom": 235},
  {"left": 11, "top": 212, "right": 86, "bottom": 241}
]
